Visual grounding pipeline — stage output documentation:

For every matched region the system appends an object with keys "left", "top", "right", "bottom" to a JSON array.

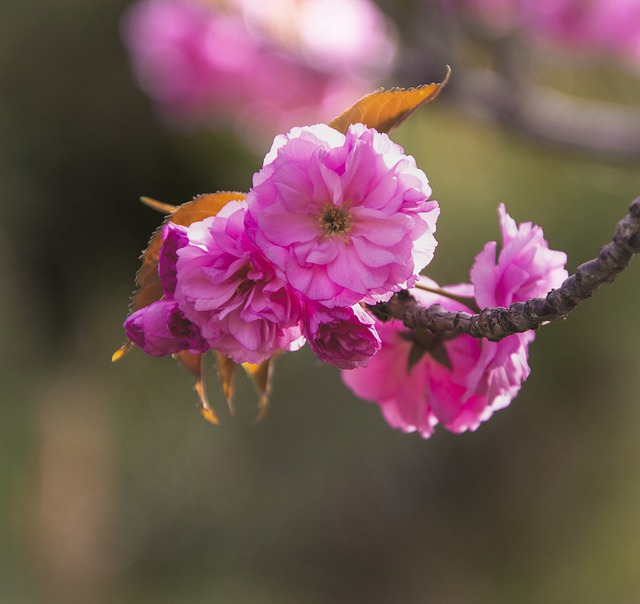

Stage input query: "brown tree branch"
[{"left": 371, "top": 197, "right": 640, "bottom": 341}]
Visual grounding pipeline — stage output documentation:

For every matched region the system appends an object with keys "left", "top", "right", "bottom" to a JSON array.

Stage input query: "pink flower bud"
[{"left": 304, "top": 303, "right": 381, "bottom": 369}]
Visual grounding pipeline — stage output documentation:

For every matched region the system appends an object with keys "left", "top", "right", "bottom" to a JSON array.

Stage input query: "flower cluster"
[
  {"left": 121, "top": 107, "right": 569, "bottom": 435},
  {"left": 124, "top": 123, "right": 439, "bottom": 370},
  {"left": 121, "top": 0, "right": 396, "bottom": 139},
  {"left": 342, "top": 204, "right": 568, "bottom": 438}
]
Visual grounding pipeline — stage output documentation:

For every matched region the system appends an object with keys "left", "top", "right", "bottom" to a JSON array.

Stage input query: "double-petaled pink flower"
[
  {"left": 304, "top": 303, "right": 381, "bottom": 369},
  {"left": 173, "top": 200, "right": 304, "bottom": 364},
  {"left": 245, "top": 123, "right": 440, "bottom": 308},
  {"left": 342, "top": 205, "right": 568, "bottom": 438}
]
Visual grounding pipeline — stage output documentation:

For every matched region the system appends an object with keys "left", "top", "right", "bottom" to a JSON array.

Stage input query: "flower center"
[{"left": 319, "top": 203, "right": 351, "bottom": 237}]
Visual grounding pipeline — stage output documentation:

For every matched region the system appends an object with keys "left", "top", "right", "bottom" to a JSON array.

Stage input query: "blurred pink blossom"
[
  {"left": 528, "top": 0, "right": 640, "bottom": 61},
  {"left": 444, "top": 0, "right": 640, "bottom": 63},
  {"left": 342, "top": 205, "right": 568, "bottom": 438},
  {"left": 122, "top": 0, "right": 397, "bottom": 138},
  {"left": 245, "top": 123, "right": 440, "bottom": 308}
]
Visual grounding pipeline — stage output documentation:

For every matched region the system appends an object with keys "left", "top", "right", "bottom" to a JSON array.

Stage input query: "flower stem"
[{"left": 413, "top": 282, "right": 480, "bottom": 313}]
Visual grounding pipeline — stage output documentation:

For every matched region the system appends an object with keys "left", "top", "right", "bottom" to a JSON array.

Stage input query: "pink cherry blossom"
[
  {"left": 174, "top": 200, "right": 304, "bottom": 364},
  {"left": 121, "top": 0, "right": 396, "bottom": 138},
  {"left": 471, "top": 204, "right": 568, "bottom": 308},
  {"left": 342, "top": 281, "right": 502, "bottom": 438},
  {"left": 123, "top": 222, "right": 207, "bottom": 357},
  {"left": 245, "top": 123, "right": 440, "bottom": 308},
  {"left": 304, "top": 303, "right": 381, "bottom": 369},
  {"left": 158, "top": 221, "right": 189, "bottom": 297},
  {"left": 341, "top": 308, "right": 437, "bottom": 437},
  {"left": 343, "top": 206, "right": 568, "bottom": 438},
  {"left": 124, "top": 299, "right": 208, "bottom": 357}
]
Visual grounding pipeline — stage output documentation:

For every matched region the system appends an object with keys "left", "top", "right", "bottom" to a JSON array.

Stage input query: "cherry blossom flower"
[
  {"left": 124, "top": 299, "right": 208, "bottom": 357},
  {"left": 124, "top": 222, "right": 208, "bottom": 357},
  {"left": 174, "top": 200, "right": 304, "bottom": 364},
  {"left": 244, "top": 123, "right": 440, "bottom": 308},
  {"left": 304, "top": 303, "right": 381, "bottom": 369},
  {"left": 471, "top": 203, "right": 569, "bottom": 308},
  {"left": 343, "top": 206, "right": 568, "bottom": 438}
]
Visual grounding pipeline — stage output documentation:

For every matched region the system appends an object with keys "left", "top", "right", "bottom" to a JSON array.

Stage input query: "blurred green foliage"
[{"left": 1, "top": 1, "right": 640, "bottom": 603}]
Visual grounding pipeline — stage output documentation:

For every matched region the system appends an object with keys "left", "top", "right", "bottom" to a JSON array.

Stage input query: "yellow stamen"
[{"left": 319, "top": 203, "right": 351, "bottom": 237}]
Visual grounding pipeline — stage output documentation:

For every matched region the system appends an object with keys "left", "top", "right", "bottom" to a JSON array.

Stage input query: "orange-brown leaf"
[
  {"left": 329, "top": 67, "right": 451, "bottom": 135},
  {"left": 213, "top": 353, "right": 278, "bottom": 423},
  {"left": 140, "top": 196, "right": 179, "bottom": 214},
  {"left": 132, "top": 192, "right": 246, "bottom": 312},
  {"left": 176, "top": 351, "right": 219, "bottom": 425},
  {"left": 111, "top": 341, "right": 132, "bottom": 363},
  {"left": 242, "top": 355, "right": 278, "bottom": 423},
  {"left": 215, "top": 352, "right": 238, "bottom": 416}
]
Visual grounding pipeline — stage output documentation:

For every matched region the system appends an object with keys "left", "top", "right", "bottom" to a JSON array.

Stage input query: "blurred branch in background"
[{"left": 388, "top": 0, "right": 640, "bottom": 159}]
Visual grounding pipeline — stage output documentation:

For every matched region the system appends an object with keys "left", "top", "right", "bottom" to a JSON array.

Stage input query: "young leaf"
[
  {"left": 215, "top": 352, "right": 238, "bottom": 416},
  {"left": 133, "top": 191, "right": 246, "bottom": 312},
  {"left": 111, "top": 341, "right": 132, "bottom": 363},
  {"left": 214, "top": 353, "right": 278, "bottom": 423},
  {"left": 329, "top": 66, "right": 451, "bottom": 135},
  {"left": 176, "top": 351, "right": 219, "bottom": 425},
  {"left": 242, "top": 355, "right": 278, "bottom": 423}
]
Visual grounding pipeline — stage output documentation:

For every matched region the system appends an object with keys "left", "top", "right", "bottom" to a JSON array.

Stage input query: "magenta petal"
[
  {"left": 158, "top": 222, "right": 189, "bottom": 297},
  {"left": 470, "top": 241, "right": 498, "bottom": 308},
  {"left": 171, "top": 201, "right": 304, "bottom": 363},
  {"left": 124, "top": 300, "right": 207, "bottom": 357},
  {"left": 245, "top": 123, "right": 439, "bottom": 307},
  {"left": 259, "top": 207, "right": 319, "bottom": 246},
  {"left": 305, "top": 304, "right": 381, "bottom": 369}
]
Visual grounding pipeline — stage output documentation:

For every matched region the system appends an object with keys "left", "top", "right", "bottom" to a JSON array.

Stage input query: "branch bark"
[{"left": 371, "top": 197, "right": 640, "bottom": 341}]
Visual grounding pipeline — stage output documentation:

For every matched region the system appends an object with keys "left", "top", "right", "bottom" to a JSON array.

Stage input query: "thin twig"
[{"left": 371, "top": 197, "right": 640, "bottom": 341}]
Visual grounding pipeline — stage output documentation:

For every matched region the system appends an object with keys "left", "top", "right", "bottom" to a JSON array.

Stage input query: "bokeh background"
[{"left": 2, "top": 1, "right": 640, "bottom": 602}]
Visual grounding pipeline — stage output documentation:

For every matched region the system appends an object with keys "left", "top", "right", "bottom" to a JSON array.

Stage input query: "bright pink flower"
[
  {"left": 470, "top": 203, "right": 568, "bottom": 308},
  {"left": 341, "top": 309, "right": 437, "bottom": 437},
  {"left": 123, "top": 221, "right": 207, "bottom": 357},
  {"left": 121, "top": 0, "right": 396, "bottom": 139},
  {"left": 245, "top": 123, "right": 440, "bottom": 308},
  {"left": 124, "top": 299, "right": 208, "bottom": 357},
  {"left": 158, "top": 221, "right": 189, "bottom": 297},
  {"left": 174, "top": 200, "right": 304, "bottom": 364},
  {"left": 343, "top": 206, "right": 568, "bottom": 438},
  {"left": 304, "top": 303, "right": 381, "bottom": 369},
  {"left": 342, "top": 282, "right": 494, "bottom": 438}
]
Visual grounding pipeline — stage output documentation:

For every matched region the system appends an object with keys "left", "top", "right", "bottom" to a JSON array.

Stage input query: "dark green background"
[{"left": 1, "top": 1, "right": 640, "bottom": 602}]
